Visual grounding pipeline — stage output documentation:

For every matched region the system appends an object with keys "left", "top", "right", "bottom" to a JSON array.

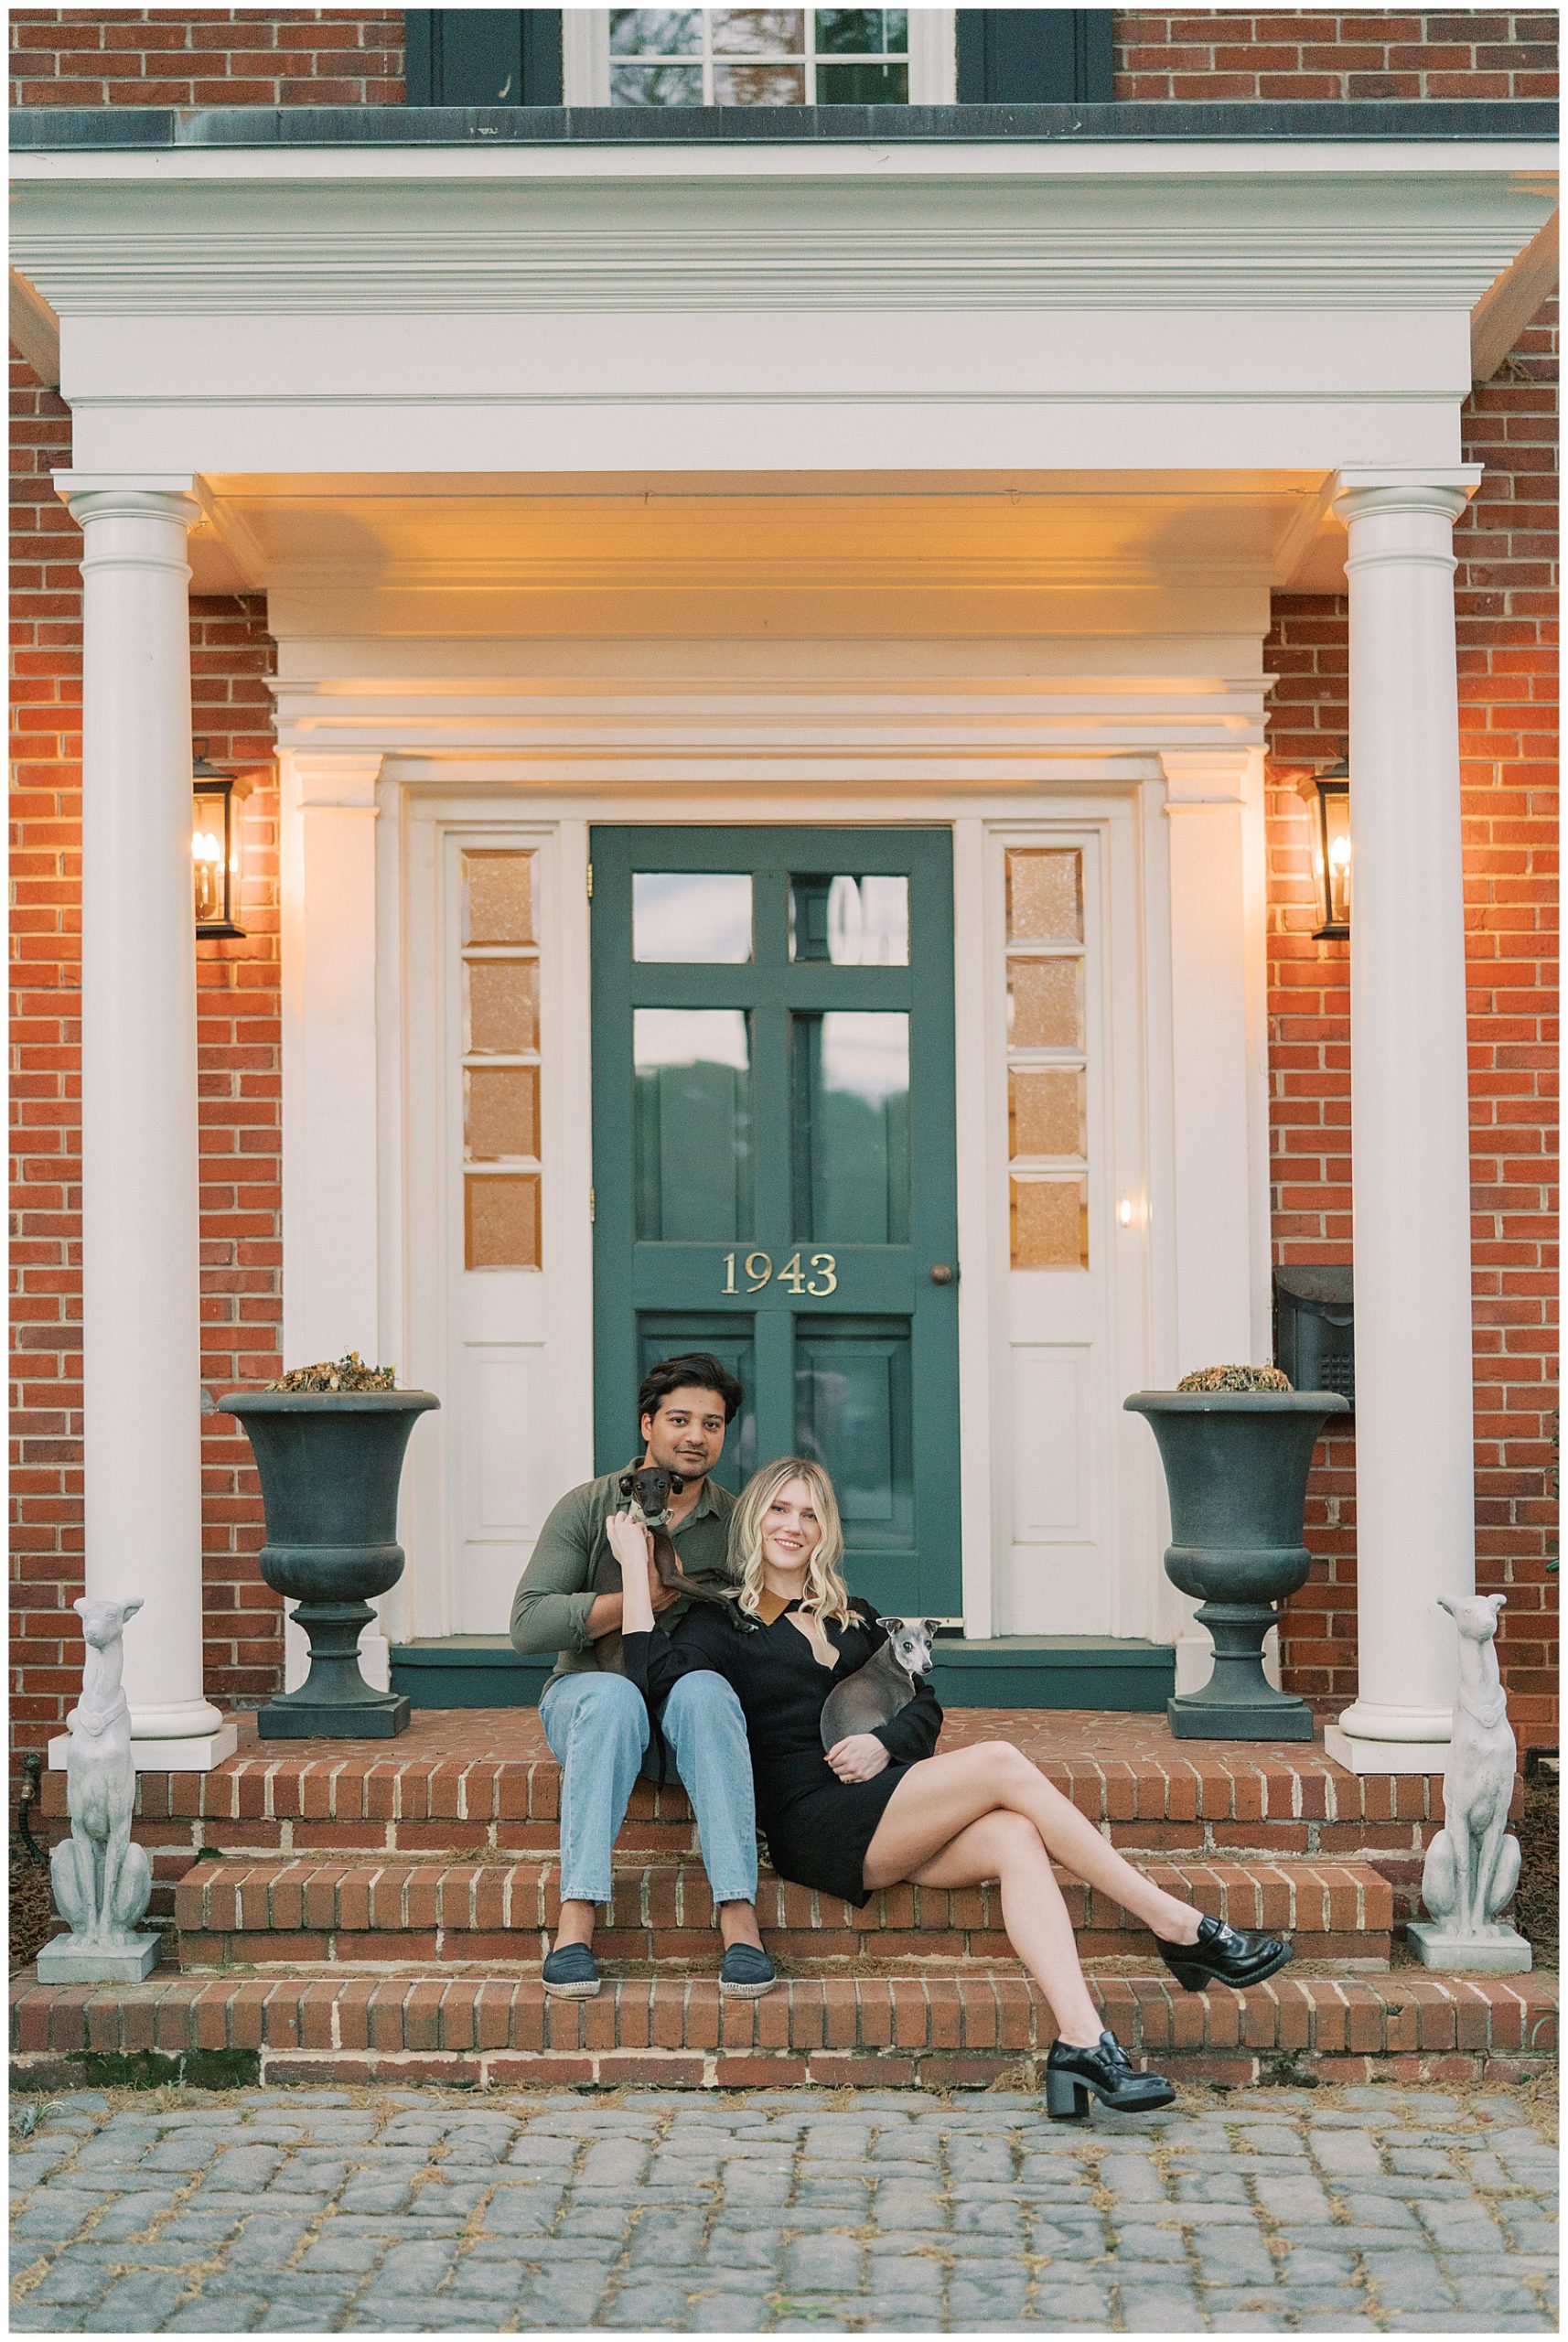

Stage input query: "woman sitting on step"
[{"left": 610, "top": 1455, "right": 1294, "bottom": 2118}]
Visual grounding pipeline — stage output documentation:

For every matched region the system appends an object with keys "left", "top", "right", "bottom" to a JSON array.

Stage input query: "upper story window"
[
  {"left": 403, "top": 9, "right": 1108, "bottom": 111},
  {"left": 565, "top": 7, "right": 956, "bottom": 104}
]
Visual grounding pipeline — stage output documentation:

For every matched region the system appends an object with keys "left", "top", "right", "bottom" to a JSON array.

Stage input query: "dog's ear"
[
  {"left": 121, "top": 1598, "right": 145, "bottom": 1623},
  {"left": 1487, "top": 1592, "right": 1507, "bottom": 1616},
  {"left": 618, "top": 1472, "right": 637, "bottom": 1498},
  {"left": 668, "top": 1471, "right": 685, "bottom": 1494},
  {"left": 923, "top": 1619, "right": 941, "bottom": 1638}
]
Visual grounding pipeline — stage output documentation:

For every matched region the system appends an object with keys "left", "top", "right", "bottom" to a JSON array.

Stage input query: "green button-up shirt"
[{"left": 510, "top": 1465, "right": 738, "bottom": 1686}]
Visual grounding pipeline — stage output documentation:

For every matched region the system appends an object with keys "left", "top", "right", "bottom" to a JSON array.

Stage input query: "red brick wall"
[
  {"left": 9, "top": 7, "right": 403, "bottom": 108},
  {"left": 8, "top": 11, "right": 1560, "bottom": 1749},
  {"left": 1267, "top": 298, "right": 1560, "bottom": 1743},
  {"left": 9, "top": 354, "right": 285, "bottom": 1767},
  {"left": 1114, "top": 11, "right": 1559, "bottom": 101}
]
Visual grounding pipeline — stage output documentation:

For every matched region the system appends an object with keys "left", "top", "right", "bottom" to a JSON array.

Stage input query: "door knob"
[{"left": 929, "top": 1263, "right": 955, "bottom": 1285}]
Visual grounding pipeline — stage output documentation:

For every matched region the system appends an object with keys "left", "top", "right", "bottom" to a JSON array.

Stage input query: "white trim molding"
[{"left": 279, "top": 749, "right": 393, "bottom": 1692}]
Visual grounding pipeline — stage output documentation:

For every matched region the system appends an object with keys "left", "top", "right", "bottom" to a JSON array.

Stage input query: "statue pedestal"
[
  {"left": 37, "top": 1933, "right": 160, "bottom": 1984},
  {"left": 1407, "top": 1920, "right": 1532, "bottom": 1975}
]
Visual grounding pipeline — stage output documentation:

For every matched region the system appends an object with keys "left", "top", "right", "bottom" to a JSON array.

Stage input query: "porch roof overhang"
[{"left": 11, "top": 114, "right": 1556, "bottom": 643}]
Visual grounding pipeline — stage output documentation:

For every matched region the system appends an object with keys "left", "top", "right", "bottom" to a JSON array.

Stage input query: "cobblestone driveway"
[{"left": 10, "top": 2082, "right": 1558, "bottom": 2332}]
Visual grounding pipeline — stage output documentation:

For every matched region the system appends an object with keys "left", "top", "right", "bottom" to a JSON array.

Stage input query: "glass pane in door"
[
  {"left": 789, "top": 873, "right": 909, "bottom": 965},
  {"left": 632, "top": 872, "right": 753, "bottom": 963},
  {"left": 633, "top": 1008, "right": 753, "bottom": 1241},
  {"left": 792, "top": 1010, "right": 910, "bottom": 1242}
]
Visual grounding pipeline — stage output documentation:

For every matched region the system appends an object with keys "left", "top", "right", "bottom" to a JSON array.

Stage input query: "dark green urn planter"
[
  {"left": 1123, "top": 1389, "right": 1350, "bottom": 1742},
  {"left": 221, "top": 1389, "right": 439, "bottom": 1740}
]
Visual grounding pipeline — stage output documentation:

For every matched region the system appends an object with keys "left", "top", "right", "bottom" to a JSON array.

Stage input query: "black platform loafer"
[
  {"left": 542, "top": 1941, "right": 600, "bottom": 1999},
  {"left": 1044, "top": 2029, "right": 1176, "bottom": 2120},
  {"left": 1157, "top": 1913, "right": 1294, "bottom": 1993}
]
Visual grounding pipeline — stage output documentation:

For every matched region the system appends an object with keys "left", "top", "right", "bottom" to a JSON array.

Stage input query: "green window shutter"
[
  {"left": 955, "top": 11, "right": 1113, "bottom": 103},
  {"left": 404, "top": 11, "right": 564, "bottom": 106}
]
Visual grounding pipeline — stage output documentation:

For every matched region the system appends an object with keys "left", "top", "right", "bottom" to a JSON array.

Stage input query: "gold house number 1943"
[{"left": 721, "top": 1251, "right": 838, "bottom": 1295}]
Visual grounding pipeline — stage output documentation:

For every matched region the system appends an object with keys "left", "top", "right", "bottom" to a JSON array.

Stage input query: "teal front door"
[{"left": 590, "top": 827, "right": 961, "bottom": 1620}]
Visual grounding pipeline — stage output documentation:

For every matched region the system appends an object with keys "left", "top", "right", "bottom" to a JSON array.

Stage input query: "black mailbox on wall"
[{"left": 1273, "top": 1268, "right": 1355, "bottom": 1413}]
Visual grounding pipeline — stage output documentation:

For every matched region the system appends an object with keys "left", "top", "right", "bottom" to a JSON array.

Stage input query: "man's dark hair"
[{"left": 638, "top": 1352, "right": 744, "bottom": 1428}]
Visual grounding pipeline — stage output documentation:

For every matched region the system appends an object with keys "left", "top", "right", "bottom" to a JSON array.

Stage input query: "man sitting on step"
[{"left": 510, "top": 1351, "right": 776, "bottom": 2001}]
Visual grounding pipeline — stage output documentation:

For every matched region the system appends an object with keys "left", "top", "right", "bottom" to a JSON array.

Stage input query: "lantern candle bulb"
[{"left": 1326, "top": 833, "right": 1351, "bottom": 927}]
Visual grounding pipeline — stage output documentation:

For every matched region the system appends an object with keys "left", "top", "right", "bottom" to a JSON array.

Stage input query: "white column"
[
  {"left": 56, "top": 475, "right": 235, "bottom": 1770},
  {"left": 1159, "top": 750, "right": 1273, "bottom": 1691},
  {"left": 279, "top": 752, "right": 392, "bottom": 1690},
  {"left": 1325, "top": 467, "right": 1482, "bottom": 1774}
]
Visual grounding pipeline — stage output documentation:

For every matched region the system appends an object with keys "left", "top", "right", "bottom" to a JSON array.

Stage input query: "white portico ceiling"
[{"left": 187, "top": 467, "right": 1347, "bottom": 619}]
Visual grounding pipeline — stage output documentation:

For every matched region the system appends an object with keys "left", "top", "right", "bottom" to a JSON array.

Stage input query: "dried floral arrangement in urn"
[
  {"left": 1124, "top": 1362, "right": 1348, "bottom": 1741},
  {"left": 268, "top": 1350, "right": 400, "bottom": 1393},
  {"left": 222, "top": 1355, "right": 439, "bottom": 1739}
]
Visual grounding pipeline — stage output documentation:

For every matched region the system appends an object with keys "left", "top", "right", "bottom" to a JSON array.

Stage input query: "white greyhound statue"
[
  {"left": 39, "top": 1596, "right": 160, "bottom": 1982},
  {"left": 1409, "top": 1592, "right": 1531, "bottom": 1973}
]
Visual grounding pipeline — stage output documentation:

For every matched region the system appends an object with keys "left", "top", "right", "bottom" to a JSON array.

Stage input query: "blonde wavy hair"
[{"left": 730, "top": 1456, "right": 855, "bottom": 1626}]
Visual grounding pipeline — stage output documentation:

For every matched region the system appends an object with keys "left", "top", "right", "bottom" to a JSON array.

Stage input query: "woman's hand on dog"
[
  {"left": 824, "top": 1733, "right": 890, "bottom": 1784},
  {"left": 607, "top": 1510, "right": 652, "bottom": 1574},
  {"left": 607, "top": 1509, "right": 682, "bottom": 1617}
]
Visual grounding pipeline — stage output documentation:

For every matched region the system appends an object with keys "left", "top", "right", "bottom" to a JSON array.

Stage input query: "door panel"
[{"left": 593, "top": 826, "right": 960, "bottom": 1618}]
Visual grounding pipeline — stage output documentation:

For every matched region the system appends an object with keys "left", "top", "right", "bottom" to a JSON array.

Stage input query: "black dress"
[{"left": 626, "top": 1596, "right": 942, "bottom": 1907}]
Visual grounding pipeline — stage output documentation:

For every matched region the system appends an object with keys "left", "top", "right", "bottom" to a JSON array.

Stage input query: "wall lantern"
[
  {"left": 1295, "top": 753, "right": 1351, "bottom": 940},
  {"left": 191, "top": 755, "right": 249, "bottom": 938}
]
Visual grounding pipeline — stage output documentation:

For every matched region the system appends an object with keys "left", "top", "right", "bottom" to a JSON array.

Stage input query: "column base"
[
  {"left": 1407, "top": 1920, "right": 1531, "bottom": 1974},
  {"left": 1324, "top": 1724, "right": 1449, "bottom": 1776},
  {"left": 48, "top": 1723, "right": 238, "bottom": 1775}
]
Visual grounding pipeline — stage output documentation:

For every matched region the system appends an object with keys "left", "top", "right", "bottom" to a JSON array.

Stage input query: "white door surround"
[{"left": 268, "top": 623, "right": 1276, "bottom": 1668}]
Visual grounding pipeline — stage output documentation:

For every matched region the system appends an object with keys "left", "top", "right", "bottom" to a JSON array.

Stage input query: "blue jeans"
[{"left": 538, "top": 1668, "right": 758, "bottom": 1908}]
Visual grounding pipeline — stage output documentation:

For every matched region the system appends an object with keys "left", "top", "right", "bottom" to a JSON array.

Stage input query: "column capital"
[
  {"left": 1159, "top": 749, "right": 1251, "bottom": 810},
  {"left": 1332, "top": 466, "right": 1481, "bottom": 530},
  {"left": 54, "top": 470, "right": 200, "bottom": 529},
  {"left": 293, "top": 753, "right": 384, "bottom": 812}
]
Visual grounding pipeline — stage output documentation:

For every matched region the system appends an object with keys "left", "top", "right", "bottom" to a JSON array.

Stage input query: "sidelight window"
[
  {"left": 460, "top": 849, "right": 543, "bottom": 1269},
  {"left": 1004, "top": 847, "right": 1090, "bottom": 1270}
]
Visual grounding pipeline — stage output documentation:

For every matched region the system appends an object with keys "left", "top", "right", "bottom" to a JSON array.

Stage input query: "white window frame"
[{"left": 564, "top": 9, "right": 958, "bottom": 106}]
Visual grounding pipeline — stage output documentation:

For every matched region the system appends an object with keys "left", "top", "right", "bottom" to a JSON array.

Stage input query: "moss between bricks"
[{"left": 75, "top": 2047, "right": 260, "bottom": 2091}]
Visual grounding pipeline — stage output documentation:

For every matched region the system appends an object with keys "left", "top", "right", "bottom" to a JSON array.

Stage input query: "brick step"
[
  {"left": 12, "top": 1966, "right": 1555, "bottom": 2094},
  {"left": 86, "top": 1714, "right": 1443, "bottom": 1902},
  {"left": 172, "top": 1855, "right": 1394, "bottom": 1971}
]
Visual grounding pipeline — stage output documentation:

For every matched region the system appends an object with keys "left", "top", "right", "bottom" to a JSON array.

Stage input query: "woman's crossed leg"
[{"left": 862, "top": 1740, "right": 1205, "bottom": 2047}]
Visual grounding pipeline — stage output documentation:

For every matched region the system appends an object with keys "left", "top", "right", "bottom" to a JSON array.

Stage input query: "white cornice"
[{"left": 12, "top": 168, "right": 1553, "bottom": 319}]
